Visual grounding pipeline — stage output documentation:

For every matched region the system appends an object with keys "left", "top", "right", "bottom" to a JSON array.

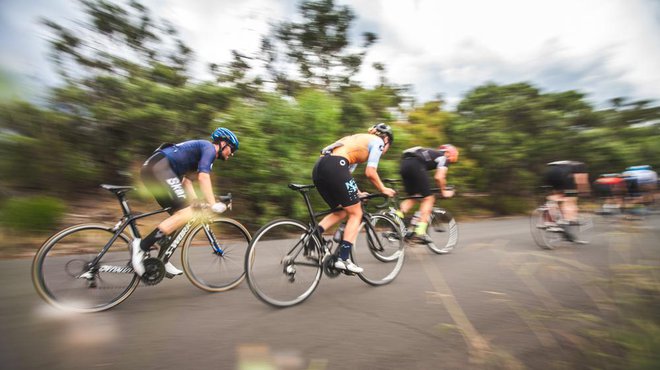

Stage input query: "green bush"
[{"left": 0, "top": 196, "right": 66, "bottom": 233}]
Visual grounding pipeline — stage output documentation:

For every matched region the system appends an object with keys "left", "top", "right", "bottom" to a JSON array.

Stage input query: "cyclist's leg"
[
  {"left": 399, "top": 157, "right": 426, "bottom": 217},
  {"left": 313, "top": 155, "right": 362, "bottom": 272},
  {"left": 136, "top": 153, "right": 190, "bottom": 274},
  {"left": 335, "top": 202, "right": 363, "bottom": 273},
  {"left": 312, "top": 156, "right": 349, "bottom": 238}
]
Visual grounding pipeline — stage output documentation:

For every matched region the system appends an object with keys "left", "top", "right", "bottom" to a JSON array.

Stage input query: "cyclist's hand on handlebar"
[
  {"left": 211, "top": 202, "right": 227, "bottom": 214},
  {"left": 358, "top": 190, "right": 369, "bottom": 198},
  {"left": 382, "top": 187, "right": 396, "bottom": 197}
]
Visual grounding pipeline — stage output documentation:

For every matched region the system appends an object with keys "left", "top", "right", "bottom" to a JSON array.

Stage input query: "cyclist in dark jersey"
[
  {"left": 131, "top": 127, "right": 239, "bottom": 277},
  {"left": 397, "top": 144, "right": 458, "bottom": 243},
  {"left": 311, "top": 123, "right": 396, "bottom": 273},
  {"left": 543, "top": 160, "right": 590, "bottom": 241}
]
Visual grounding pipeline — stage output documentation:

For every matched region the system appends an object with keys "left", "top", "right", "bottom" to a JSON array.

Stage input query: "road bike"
[
  {"left": 32, "top": 184, "right": 251, "bottom": 312},
  {"left": 377, "top": 179, "right": 459, "bottom": 254},
  {"left": 244, "top": 183, "right": 405, "bottom": 308},
  {"left": 530, "top": 187, "right": 595, "bottom": 250}
]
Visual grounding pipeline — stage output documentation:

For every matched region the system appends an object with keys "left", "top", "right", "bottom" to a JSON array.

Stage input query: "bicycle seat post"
[{"left": 299, "top": 189, "right": 320, "bottom": 230}]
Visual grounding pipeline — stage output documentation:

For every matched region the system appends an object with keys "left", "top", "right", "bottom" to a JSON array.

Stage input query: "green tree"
[{"left": 261, "top": 0, "right": 378, "bottom": 93}]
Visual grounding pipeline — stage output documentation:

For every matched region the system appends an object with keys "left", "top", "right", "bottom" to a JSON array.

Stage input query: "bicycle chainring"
[
  {"left": 322, "top": 253, "right": 341, "bottom": 278},
  {"left": 141, "top": 257, "right": 166, "bottom": 286}
]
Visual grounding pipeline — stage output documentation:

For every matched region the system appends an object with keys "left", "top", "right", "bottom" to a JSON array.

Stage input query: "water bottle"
[{"left": 333, "top": 223, "right": 345, "bottom": 243}]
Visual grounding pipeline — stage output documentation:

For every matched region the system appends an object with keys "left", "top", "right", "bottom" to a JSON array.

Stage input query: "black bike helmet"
[{"left": 369, "top": 123, "right": 394, "bottom": 144}]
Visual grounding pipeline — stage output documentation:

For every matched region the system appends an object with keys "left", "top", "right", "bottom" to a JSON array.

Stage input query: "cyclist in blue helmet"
[{"left": 132, "top": 127, "right": 239, "bottom": 277}]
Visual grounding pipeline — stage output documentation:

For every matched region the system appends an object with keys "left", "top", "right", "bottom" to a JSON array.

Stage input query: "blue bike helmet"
[{"left": 211, "top": 127, "right": 239, "bottom": 151}]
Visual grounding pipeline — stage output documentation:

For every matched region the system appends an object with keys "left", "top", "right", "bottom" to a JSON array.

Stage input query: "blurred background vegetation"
[{"left": 0, "top": 0, "right": 659, "bottom": 233}]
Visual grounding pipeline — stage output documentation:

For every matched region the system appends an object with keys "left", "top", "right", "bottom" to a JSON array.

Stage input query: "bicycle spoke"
[
  {"left": 182, "top": 218, "right": 251, "bottom": 292},
  {"left": 245, "top": 219, "right": 322, "bottom": 307},
  {"left": 353, "top": 215, "right": 405, "bottom": 286},
  {"left": 32, "top": 224, "right": 139, "bottom": 312}
]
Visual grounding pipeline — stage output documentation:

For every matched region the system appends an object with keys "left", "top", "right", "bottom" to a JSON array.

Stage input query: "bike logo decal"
[
  {"left": 166, "top": 177, "right": 186, "bottom": 199},
  {"left": 345, "top": 179, "right": 358, "bottom": 193},
  {"left": 99, "top": 265, "right": 134, "bottom": 274},
  {"left": 164, "top": 222, "right": 192, "bottom": 259}
]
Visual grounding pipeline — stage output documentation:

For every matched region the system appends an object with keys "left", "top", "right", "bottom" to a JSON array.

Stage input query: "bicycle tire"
[
  {"left": 245, "top": 219, "right": 323, "bottom": 307},
  {"left": 182, "top": 218, "right": 251, "bottom": 292},
  {"left": 32, "top": 223, "right": 139, "bottom": 313},
  {"left": 426, "top": 208, "right": 459, "bottom": 254},
  {"left": 353, "top": 214, "right": 405, "bottom": 286},
  {"left": 530, "top": 208, "right": 563, "bottom": 250}
]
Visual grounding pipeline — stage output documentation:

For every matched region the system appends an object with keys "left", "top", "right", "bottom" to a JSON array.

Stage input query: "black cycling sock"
[
  {"left": 339, "top": 240, "right": 353, "bottom": 260},
  {"left": 141, "top": 228, "right": 166, "bottom": 252}
]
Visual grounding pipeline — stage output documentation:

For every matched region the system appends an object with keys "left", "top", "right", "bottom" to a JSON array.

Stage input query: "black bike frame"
[
  {"left": 89, "top": 208, "right": 171, "bottom": 267},
  {"left": 294, "top": 187, "right": 389, "bottom": 255}
]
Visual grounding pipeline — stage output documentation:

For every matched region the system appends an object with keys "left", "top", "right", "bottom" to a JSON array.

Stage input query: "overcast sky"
[{"left": 1, "top": 0, "right": 659, "bottom": 108}]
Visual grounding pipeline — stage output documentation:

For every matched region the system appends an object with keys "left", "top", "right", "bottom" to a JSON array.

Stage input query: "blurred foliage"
[
  {"left": 0, "top": 196, "right": 66, "bottom": 233},
  {"left": 1, "top": 0, "right": 659, "bottom": 231},
  {"left": 448, "top": 83, "right": 660, "bottom": 196}
]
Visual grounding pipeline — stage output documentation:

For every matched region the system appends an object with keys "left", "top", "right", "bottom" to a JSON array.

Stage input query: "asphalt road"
[{"left": 1, "top": 215, "right": 658, "bottom": 370}]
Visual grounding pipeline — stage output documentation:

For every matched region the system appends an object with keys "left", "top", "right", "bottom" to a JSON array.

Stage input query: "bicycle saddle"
[
  {"left": 100, "top": 184, "right": 135, "bottom": 195},
  {"left": 288, "top": 184, "right": 316, "bottom": 191}
]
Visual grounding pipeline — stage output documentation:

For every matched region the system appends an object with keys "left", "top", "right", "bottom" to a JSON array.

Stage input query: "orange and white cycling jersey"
[{"left": 325, "top": 133, "right": 385, "bottom": 168}]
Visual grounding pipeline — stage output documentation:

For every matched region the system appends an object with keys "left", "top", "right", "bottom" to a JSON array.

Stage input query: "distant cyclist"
[
  {"left": 543, "top": 160, "right": 590, "bottom": 241},
  {"left": 132, "top": 128, "right": 239, "bottom": 277},
  {"left": 311, "top": 123, "right": 396, "bottom": 273},
  {"left": 396, "top": 144, "right": 458, "bottom": 243},
  {"left": 593, "top": 173, "right": 626, "bottom": 214},
  {"left": 621, "top": 165, "right": 657, "bottom": 207}
]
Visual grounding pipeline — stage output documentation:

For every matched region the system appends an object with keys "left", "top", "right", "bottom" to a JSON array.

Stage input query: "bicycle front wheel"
[
  {"left": 32, "top": 223, "right": 139, "bottom": 313},
  {"left": 530, "top": 208, "right": 563, "bottom": 250},
  {"left": 353, "top": 214, "right": 405, "bottom": 286},
  {"left": 182, "top": 218, "right": 251, "bottom": 292},
  {"left": 426, "top": 208, "right": 459, "bottom": 254},
  {"left": 245, "top": 219, "right": 323, "bottom": 307}
]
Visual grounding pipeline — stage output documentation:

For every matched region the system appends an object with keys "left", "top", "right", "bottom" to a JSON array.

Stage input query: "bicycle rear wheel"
[
  {"left": 353, "top": 214, "right": 405, "bottom": 286},
  {"left": 426, "top": 208, "right": 459, "bottom": 254},
  {"left": 32, "top": 223, "right": 139, "bottom": 312},
  {"left": 182, "top": 218, "right": 251, "bottom": 292},
  {"left": 245, "top": 219, "right": 323, "bottom": 307},
  {"left": 530, "top": 208, "right": 564, "bottom": 249}
]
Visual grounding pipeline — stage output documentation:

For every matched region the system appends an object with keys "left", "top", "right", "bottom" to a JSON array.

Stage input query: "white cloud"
[
  {"left": 1, "top": 0, "right": 658, "bottom": 107},
  {"left": 349, "top": 0, "right": 660, "bottom": 105}
]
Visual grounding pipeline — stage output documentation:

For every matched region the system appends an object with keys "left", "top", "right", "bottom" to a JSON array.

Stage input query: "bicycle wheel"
[
  {"left": 426, "top": 208, "right": 459, "bottom": 254},
  {"left": 32, "top": 223, "right": 139, "bottom": 313},
  {"left": 245, "top": 219, "right": 323, "bottom": 307},
  {"left": 182, "top": 218, "right": 251, "bottom": 292},
  {"left": 573, "top": 212, "right": 596, "bottom": 244},
  {"left": 529, "top": 208, "right": 564, "bottom": 250},
  {"left": 352, "top": 214, "right": 405, "bottom": 286}
]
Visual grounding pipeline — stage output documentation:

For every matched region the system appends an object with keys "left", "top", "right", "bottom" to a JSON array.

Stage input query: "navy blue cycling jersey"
[{"left": 159, "top": 140, "right": 217, "bottom": 178}]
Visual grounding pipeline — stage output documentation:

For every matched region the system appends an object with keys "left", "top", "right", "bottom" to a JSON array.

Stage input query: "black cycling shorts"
[
  {"left": 312, "top": 155, "right": 359, "bottom": 209},
  {"left": 543, "top": 165, "right": 577, "bottom": 195},
  {"left": 400, "top": 157, "right": 432, "bottom": 197},
  {"left": 140, "top": 152, "right": 189, "bottom": 214}
]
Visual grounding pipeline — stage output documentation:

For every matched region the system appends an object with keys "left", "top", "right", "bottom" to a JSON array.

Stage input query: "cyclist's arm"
[
  {"left": 197, "top": 172, "right": 216, "bottom": 205},
  {"left": 365, "top": 166, "right": 387, "bottom": 193},
  {"left": 364, "top": 137, "right": 394, "bottom": 195},
  {"left": 434, "top": 166, "right": 454, "bottom": 198},
  {"left": 181, "top": 176, "right": 197, "bottom": 199},
  {"left": 434, "top": 166, "right": 448, "bottom": 190}
]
